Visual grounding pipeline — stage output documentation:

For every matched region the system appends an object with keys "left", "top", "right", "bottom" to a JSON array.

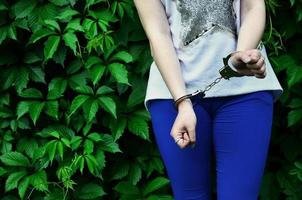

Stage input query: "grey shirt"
[{"left": 144, "top": 0, "right": 284, "bottom": 112}]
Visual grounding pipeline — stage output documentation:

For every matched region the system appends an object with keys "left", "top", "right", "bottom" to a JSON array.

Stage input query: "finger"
[
  {"left": 246, "top": 57, "right": 265, "bottom": 70},
  {"left": 250, "top": 64, "right": 265, "bottom": 75},
  {"left": 250, "top": 50, "right": 261, "bottom": 61},
  {"left": 241, "top": 50, "right": 261, "bottom": 64},
  {"left": 246, "top": 49, "right": 261, "bottom": 58},
  {"left": 244, "top": 54, "right": 258, "bottom": 64},
  {"left": 236, "top": 68, "right": 254, "bottom": 76},
  {"left": 254, "top": 70, "right": 266, "bottom": 79},
  {"left": 187, "top": 127, "right": 196, "bottom": 144},
  {"left": 254, "top": 72, "right": 266, "bottom": 79},
  {"left": 238, "top": 51, "right": 252, "bottom": 63},
  {"left": 178, "top": 132, "right": 190, "bottom": 149}
]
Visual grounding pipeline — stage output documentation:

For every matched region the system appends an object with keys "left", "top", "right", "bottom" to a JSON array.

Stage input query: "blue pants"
[{"left": 147, "top": 90, "right": 274, "bottom": 200}]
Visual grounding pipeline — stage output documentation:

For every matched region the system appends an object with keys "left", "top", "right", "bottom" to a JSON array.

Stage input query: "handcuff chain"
[
  {"left": 174, "top": 51, "right": 243, "bottom": 110},
  {"left": 201, "top": 76, "right": 223, "bottom": 93}
]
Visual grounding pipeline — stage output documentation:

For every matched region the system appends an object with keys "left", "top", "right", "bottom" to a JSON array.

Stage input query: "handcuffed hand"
[
  {"left": 229, "top": 49, "right": 266, "bottom": 79},
  {"left": 170, "top": 99, "right": 197, "bottom": 149}
]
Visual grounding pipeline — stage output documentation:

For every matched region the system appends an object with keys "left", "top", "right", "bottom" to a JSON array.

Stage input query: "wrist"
[
  {"left": 228, "top": 50, "right": 242, "bottom": 70},
  {"left": 177, "top": 98, "right": 193, "bottom": 111},
  {"left": 228, "top": 55, "right": 237, "bottom": 71}
]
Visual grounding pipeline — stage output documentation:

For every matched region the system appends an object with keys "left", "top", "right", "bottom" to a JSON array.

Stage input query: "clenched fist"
[
  {"left": 170, "top": 99, "right": 197, "bottom": 149},
  {"left": 229, "top": 49, "right": 266, "bottom": 79}
]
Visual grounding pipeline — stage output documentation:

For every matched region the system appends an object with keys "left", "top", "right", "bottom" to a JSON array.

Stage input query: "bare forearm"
[
  {"left": 236, "top": 0, "right": 266, "bottom": 51},
  {"left": 149, "top": 33, "right": 187, "bottom": 101},
  {"left": 133, "top": 0, "right": 187, "bottom": 102}
]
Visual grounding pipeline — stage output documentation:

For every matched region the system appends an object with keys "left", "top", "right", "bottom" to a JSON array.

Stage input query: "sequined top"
[
  {"left": 144, "top": 0, "right": 283, "bottom": 112},
  {"left": 173, "top": 0, "right": 237, "bottom": 47}
]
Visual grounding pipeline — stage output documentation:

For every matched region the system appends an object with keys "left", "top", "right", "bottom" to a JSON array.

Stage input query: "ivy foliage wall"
[{"left": 0, "top": 0, "right": 301, "bottom": 199}]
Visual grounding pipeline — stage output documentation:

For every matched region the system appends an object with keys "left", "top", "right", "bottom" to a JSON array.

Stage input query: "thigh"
[
  {"left": 147, "top": 98, "right": 213, "bottom": 200},
  {"left": 212, "top": 91, "right": 274, "bottom": 200}
]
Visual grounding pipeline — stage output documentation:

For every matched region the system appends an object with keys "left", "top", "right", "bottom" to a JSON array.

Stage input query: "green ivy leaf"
[
  {"left": 110, "top": 161, "right": 129, "bottom": 181},
  {"left": 142, "top": 177, "right": 170, "bottom": 196},
  {"left": 63, "top": 32, "right": 78, "bottom": 55},
  {"left": 16, "top": 101, "right": 30, "bottom": 119},
  {"left": 48, "top": 77, "right": 67, "bottom": 95},
  {"left": 15, "top": 67, "right": 29, "bottom": 93},
  {"left": 87, "top": 132, "right": 102, "bottom": 142},
  {"left": 0, "top": 2, "right": 8, "bottom": 11},
  {"left": 84, "top": 99, "right": 99, "bottom": 122},
  {"left": 0, "top": 152, "right": 30, "bottom": 167},
  {"left": 45, "top": 140, "right": 57, "bottom": 162},
  {"left": 85, "top": 56, "right": 103, "bottom": 69},
  {"left": 13, "top": 0, "right": 38, "bottom": 19},
  {"left": 110, "top": 51, "right": 133, "bottom": 63},
  {"left": 89, "top": 64, "right": 105, "bottom": 85},
  {"left": 96, "top": 86, "right": 114, "bottom": 95},
  {"left": 43, "top": 20, "right": 61, "bottom": 32},
  {"left": 287, "top": 67, "right": 302, "bottom": 88},
  {"left": 79, "top": 156, "right": 85, "bottom": 174},
  {"left": 94, "top": 150, "right": 105, "bottom": 175},
  {"left": 5, "top": 170, "right": 27, "bottom": 192},
  {"left": 69, "top": 95, "right": 90, "bottom": 117},
  {"left": 288, "top": 98, "right": 302, "bottom": 109},
  {"left": 0, "top": 167, "right": 7, "bottom": 176},
  {"left": 16, "top": 138, "right": 39, "bottom": 158},
  {"left": 74, "top": 183, "right": 106, "bottom": 199},
  {"left": 128, "top": 164, "right": 142, "bottom": 185},
  {"left": 18, "top": 176, "right": 30, "bottom": 199},
  {"left": 70, "top": 136, "right": 82, "bottom": 151},
  {"left": 85, "top": 154, "right": 98, "bottom": 175},
  {"left": 128, "top": 115, "right": 149, "bottom": 141},
  {"left": 65, "top": 18, "right": 84, "bottom": 32},
  {"left": 98, "top": 96, "right": 117, "bottom": 119},
  {"left": 29, "top": 67, "right": 46, "bottom": 83},
  {"left": 19, "top": 88, "right": 43, "bottom": 98},
  {"left": 288, "top": 108, "right": 302, "bottom": 127},
  {"left": 29, "top": 170, "right": 49, "bottom": 192},
  {"left": 56, "top": 8, "right": 79, "bottom": 20},
  {"left": 0, "top": 26, "right": 7, "bottom": 44},
  {"left": 113, "top": 181, "right": 140, "bottom": 195},
  {"left": 45, "top": 101, "right": 59, "bottom": 119},
  {"left": 108, "top": 62, "right": 130, "bottom": 85},
  {"left": 29, "top": 101, "right": 45, "bottom": 125},
  {"left": 49, "top": 0, "right": 71, "bottom": 6},
  {"left": 27, "top": 28, "right": 54, "bottom": 44},
  {"left": 57, "top": 141, "right": 64, "bottom": 160},
  {"left": 74, "top": 85, "right": 94, "bottom": 94},
  {"left": 98, "top": 134, "right": 121, "bottom": 153},
  {"left": 84, "top": 139, "right": 94, "bottom": 154},
  {"left": 110, "top": 117, "right": 127, "bottom": 141},
  {"left": 44, "top": 35, "right": 61, "bottom": 61}
]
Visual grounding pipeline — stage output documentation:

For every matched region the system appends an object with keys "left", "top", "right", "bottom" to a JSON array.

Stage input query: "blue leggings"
[{"left": 147, "top": 90, "right": 274, "bottom": 200}]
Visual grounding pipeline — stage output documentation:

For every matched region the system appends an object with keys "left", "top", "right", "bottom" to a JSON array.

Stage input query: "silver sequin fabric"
[{"left": 172, "top": 0, "right": 237, "bottom": 46}]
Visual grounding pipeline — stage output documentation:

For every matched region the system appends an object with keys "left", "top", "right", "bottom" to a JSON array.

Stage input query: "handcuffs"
[
  {"left": 174, "top": 51, "right": 244, "bottom": 148},
  {"left": 174, "top": 51, "right": 244, "bottom": 110}
]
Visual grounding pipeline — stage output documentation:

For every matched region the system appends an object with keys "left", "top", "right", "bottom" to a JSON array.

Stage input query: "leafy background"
[{"left": 0, "top": 0, "right": 301, "bottom": 199}]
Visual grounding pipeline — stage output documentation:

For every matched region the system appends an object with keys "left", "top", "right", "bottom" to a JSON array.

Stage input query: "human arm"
[
  {"left": 133, "top": 0, "right": 192, "bottom": 110},
  {"left": 237, "top": 0, "right": 266, "bottom": 51},
  {"left": 230, "top": 0, "right": 267, "bottom": 78},
  {"left": 133, "top": 0, "right": 196, "bottom": 149}
]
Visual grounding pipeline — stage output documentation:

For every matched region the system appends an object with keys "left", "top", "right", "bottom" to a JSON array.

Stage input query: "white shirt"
[{"left": 144, "top": 0, "right": 284, "bottom": 112}]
